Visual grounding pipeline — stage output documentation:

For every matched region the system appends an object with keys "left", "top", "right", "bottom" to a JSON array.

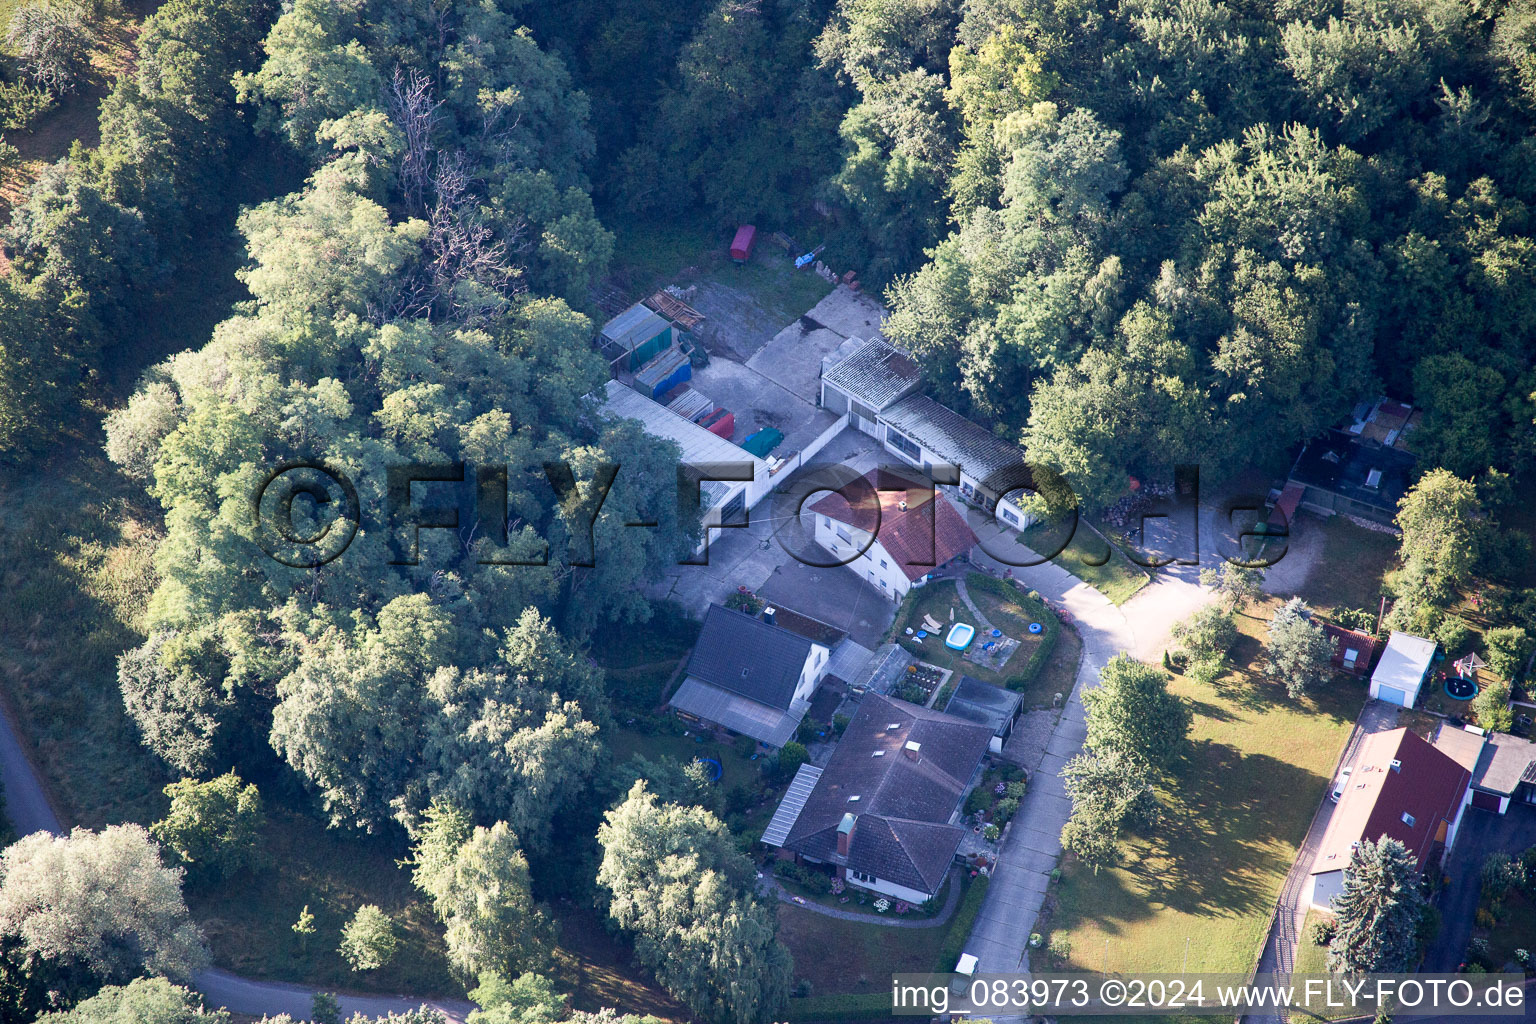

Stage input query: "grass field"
[
  {"left": 1043, "top": 603, "right": 1360, "bottom": 976},
  {"left": 778, "top": 873, "right": 986, "bottom": 999},
  {"left": 1015, "top": 522, "right": 1150, "bottom": 605},
  {"left": 1292, "top": 517, "right": 1399, "bottom": 618},
  {"left": 606, "top": 213, "right": 832, "bottom": 325}
]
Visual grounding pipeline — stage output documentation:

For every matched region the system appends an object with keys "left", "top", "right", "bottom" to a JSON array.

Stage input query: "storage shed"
[
  {"left": 730, "top": 225, "right": 757, "bottom": 263},
  {"left": 633, "top": 347, "right": 692, "bottom": 400},
  {"left": 1369, "top": 631, "right": 1437, "bottom": 707},
  {"left": 598, "top": 304, "right": 673, "bottom": 374}
]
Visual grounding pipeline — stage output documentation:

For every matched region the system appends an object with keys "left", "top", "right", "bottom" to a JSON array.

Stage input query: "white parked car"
[{"left": 1330, "top": 766, "right": 1353, "bottom": 803}]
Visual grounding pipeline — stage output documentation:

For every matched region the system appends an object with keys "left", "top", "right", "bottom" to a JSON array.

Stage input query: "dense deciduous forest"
[{"left": 0, "top": 0, "right": 1535, "bottom": 1018}]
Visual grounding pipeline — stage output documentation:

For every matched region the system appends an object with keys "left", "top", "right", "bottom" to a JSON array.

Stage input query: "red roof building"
[
  {"left": 1307, "top": 728, "right": 1470, "bottom": 908},
  {"left": 730, "top": 225, "right": 757, "bottom": 262},
  {"left": 810, "top": 468, "right": 978, "bottom": 601},
  {"left": 1322, "top": 622, "right": 1380, "bottom": 676}
]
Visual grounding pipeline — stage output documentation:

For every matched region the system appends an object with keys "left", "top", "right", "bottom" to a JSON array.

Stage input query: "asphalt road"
[{"left": 0, "top": 696, "right": 474, "bottom": 1022}]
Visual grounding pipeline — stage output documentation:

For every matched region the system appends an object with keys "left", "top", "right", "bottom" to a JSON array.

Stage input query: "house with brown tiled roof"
[
  {"left": 761, "top": 693, "right": 991, "bottom": 903},
  {"left": 1307, "top": 728, "right": 1471, "bottom": 909},
  {"left": 809, "top": 467, "right": 978, "bottom": 602}
]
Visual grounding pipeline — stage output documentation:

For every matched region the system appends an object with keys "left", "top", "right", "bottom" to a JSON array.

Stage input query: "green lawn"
[
  {"left": 1043, "top": 609, "right": 1359, "bottom": 976},
  {"left": 779, "top": 873, "right": 987, "bottom": 1003},
  {"left": 606, "top": 213, "right": 833, "bottom": 325},
  {"left": 888, "top": 575, "right": 1080, "bottom": 714},
  {"left": 1015, "top": 522, "right": 1150, "bottom": 605},
  {"left": 1294, "top": 908, "right": 1333, "bottom": 975}
]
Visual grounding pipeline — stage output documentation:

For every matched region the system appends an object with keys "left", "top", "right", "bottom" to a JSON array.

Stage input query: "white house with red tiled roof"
[
  {"left": 810, "top": 468, "right": 978, "bottom": 602},
  {"left": 1306, "top": 728, "right": 1471, "bottom": 909}
]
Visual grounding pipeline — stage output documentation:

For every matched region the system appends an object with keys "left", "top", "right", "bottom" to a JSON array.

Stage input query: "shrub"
[
  {"left": 982, "top": 823, "right": 1000, "bottom": 841},
  {"left": 6, "top": 0, "right": 97, "bottom": 95},
  {"left": 832, "top": 713, "right": 850, "bottom": 736},
  {"left": 339, "top": 905, "right": 397, "bottom": 971},
  {"left": 1481, "top": 852, "right": 1518, "bottom": 903},
  {"left": 1467, "top": 937, "right": 1491, "bottom": 968},
  {"left": 1029, "top": 933, "right": 1043, "bottom": 948},
  {"left": 312, "top": 992, "right": 341, "bottom": 1024},
  {"left": 1473, "top": 681, "right": 1515, "bottom": 733},
  {"left": 1484, "top": 626, "right": 1533, "bottom": 679},
  {"left": 0, "top": 79, "right": 54, "bottom": 131},
  {"left": 1334, "top": 607, "right": 1377, "bottom": 633},
  {"left": 793, "top": 979, "right": 813, "bottom": 998},
  {"left": 1048, "top": 934, "right": 1072, "bottom": 965},
  {"left": 993, "top": 796, "right": 1019, "bottom": 824},
  {"left": 777, "top": 741, "right": 809, "bottom": 779},
  {"left": 964, "top": 786, "right": 991, "bottom": 817},
  {"left": 1005, "top": 780, "right": 1027, "bottom": 800},
  {"left": 1435, "top": 616, "right": 1473, "bottom": 654},
  {"left": 1310, "top": 917, "right": 1337, "bottom": 946}
]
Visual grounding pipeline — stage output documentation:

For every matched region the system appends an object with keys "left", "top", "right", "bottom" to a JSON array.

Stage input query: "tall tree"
[
  {"left": 408, "top": 802, "right": 552, "bottom": 979},
  {"left": 597, "top": 784, "right": 792, "bottom": 1024},
  {"left": 37, "top": 978, "right": 228, "bottom": 1024},
  {"left": 1082, "top": 655, "right": 1190, "bottom": 773},
  {"left": 0, "top": 825, "right": 207, "bottom": 988},
  {"left": 150, "top": 771, "right": 265, "bottom": 883},
  {"left": 1264, "top": 597, "right": 1337, "bottom": 699},
  {"left": 1327, "top": 838, "right": 1426, "bottom": 973}
]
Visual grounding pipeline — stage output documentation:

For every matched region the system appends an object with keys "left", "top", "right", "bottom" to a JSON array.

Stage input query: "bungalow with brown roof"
[
  {"left": 1307, "top": 728, "right": 1471, "bottom": 910},
  {"left": 810, "top": 467, "right": 978, "bottom": 602},
  {"left": 760, "top": 692, "right": 991, "bottom": 903}
]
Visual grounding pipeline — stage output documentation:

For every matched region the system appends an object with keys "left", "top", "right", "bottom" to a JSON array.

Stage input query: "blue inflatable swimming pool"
[{"left": 945, "top": 623, "right": 975, "bottom": 650}]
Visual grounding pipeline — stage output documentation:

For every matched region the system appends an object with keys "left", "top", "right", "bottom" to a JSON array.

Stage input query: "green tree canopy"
[
  {"left": 1328, "top": 837, "right": 1426, "bottom": 973},
  {"left": 597, "top": 783, "right": 792, "bottom": 1024},
  {"left": 1082, "top": 655, "right": 1191, "bottom": 773}
]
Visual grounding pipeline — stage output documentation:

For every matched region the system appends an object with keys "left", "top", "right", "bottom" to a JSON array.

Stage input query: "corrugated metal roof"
[
  {"left": 601, "top": 304, "right": 671, "bottom": 350},
  {"left": 880, "top": 395, "right": 1025, "bottom": 483},
  {"left": 669, "top": 676, "right": 808, "bottom": 748},
  {"left": 598, "top": 381, "right": 767, "bottom": 496},
  {"left": 825, "top": 639, "right": 875, "bottom": 685},
  {"left": 822, "top": 339, "right": 922, "bottom": 409},
  {"left": 762, "top": 763, "right": 824, "bottom": 846}
]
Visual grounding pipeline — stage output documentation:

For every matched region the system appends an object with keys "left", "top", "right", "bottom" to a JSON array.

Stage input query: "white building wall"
[
  {"left": 794, "top": 643, "right": 833, "bottom": 702},
  {"left": 1309, "top": 869, "right": 1345, "bottom": 909},
  {"left": 846, "top": 872, "right": 937, "bottom": 904},
  {"left": 814, "top": 515, "right": 912, "bottom": 602}
]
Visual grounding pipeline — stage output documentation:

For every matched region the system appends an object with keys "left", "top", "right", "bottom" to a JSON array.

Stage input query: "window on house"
[
  {"left": 880, "top": 559, "right": 888, "bottom": 569},
  {"left": 880, "top": 579, "right": 887, "bottom": 587},
  {"left": 836, "top": 526, "right": 851, "bottom": 543},
  {"left": 887, "top": 429, "right": 920, "bottom": 460}
]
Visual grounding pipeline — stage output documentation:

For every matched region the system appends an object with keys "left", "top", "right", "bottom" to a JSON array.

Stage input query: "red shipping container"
[
  {"left": 730, "top": 225, "right": 756, "bottom": 263},
  {"left": 702, "top": 409, "right": 735, "bottom": 439}
]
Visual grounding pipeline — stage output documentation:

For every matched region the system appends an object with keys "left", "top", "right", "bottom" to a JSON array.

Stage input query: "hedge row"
[{"left": 784, "top": 993, "right": 893, "bottom": 1021}]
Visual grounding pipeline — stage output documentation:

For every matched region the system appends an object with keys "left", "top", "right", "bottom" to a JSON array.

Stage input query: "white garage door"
[{"left": 1377, "top": 684, "right": 1408, "bottom": 706}]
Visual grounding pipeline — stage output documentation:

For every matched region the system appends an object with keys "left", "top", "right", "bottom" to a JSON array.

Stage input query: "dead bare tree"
[{"left": 387, "top": 66, "right": 445, "bottom": 217}]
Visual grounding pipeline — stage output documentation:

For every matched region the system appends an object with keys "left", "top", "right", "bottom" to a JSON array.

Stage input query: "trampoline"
[
  {"left": 694, "top": 757, "right": 723, "bottom": 782},
  {"left": 945, "top": 623, "right": 976, "bottom": 650},
  {"left": 1444, "top": 677, "right": 1478, "bottom": 701}
]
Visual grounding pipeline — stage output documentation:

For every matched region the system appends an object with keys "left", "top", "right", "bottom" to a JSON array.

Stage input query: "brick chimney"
[{"left": 837, "top": 812, "right": 856, "bottom": 857}]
